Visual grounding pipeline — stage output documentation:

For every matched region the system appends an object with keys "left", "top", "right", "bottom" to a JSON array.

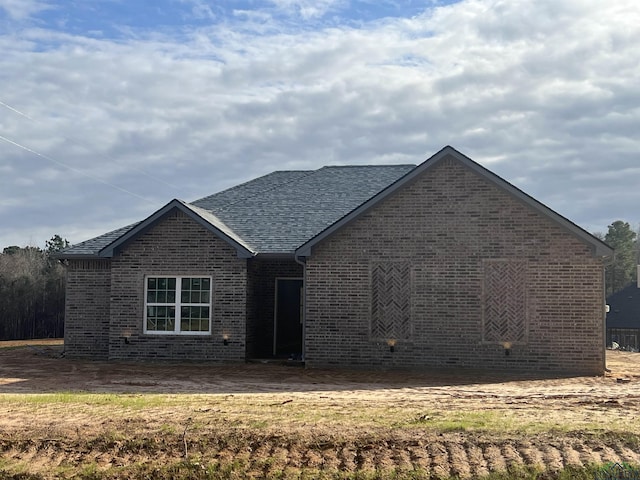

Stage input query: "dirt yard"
[{"left": 0, "top": 341, "right": 639, "bottom": 479}]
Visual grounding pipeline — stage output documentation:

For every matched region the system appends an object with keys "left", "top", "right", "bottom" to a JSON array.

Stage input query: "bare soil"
[{"left": 1, "top": 340, "right": 639, "bottom": 479}]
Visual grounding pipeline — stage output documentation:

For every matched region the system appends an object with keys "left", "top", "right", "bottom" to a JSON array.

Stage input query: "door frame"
[{"left": 273, "top": 277, "right": 304, "bottom": 356}]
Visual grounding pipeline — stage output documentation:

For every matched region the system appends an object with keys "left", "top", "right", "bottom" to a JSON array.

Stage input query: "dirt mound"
[{"left": 1, "top": 428, "right": 639, "bottom": 479}]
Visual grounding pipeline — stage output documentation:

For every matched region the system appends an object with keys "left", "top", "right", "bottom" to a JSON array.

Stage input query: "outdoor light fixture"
[
  {"left": 223, "top": 334, "right": 229, "bottom": 346},
  {"left": 386, "top": 339, "right": 397, "bottom": 353},
  {"left": 501, "top": 341, "right": 512, "bottom": 356},
  {"left": 123, "top": 336, "right": 130, "bottom": 345}
]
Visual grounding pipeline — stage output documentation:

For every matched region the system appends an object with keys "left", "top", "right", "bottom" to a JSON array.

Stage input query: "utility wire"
[
  {"left": 0, "top": 99, "right": 180, "bottom": 191},
  {"left": 0, "top": 100, "right": 33, "bottom": 120},
  {"left": 0, "top": 133, "right": 156, "bottom": 204}
]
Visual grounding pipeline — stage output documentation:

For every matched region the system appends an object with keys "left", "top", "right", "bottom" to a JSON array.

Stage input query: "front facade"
[{"left": 60, "top": 147, "right": 612, "bottom": 374}]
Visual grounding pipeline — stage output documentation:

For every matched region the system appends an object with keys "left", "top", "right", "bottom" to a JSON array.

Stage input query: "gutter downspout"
[
  {"left": 602, "top": 253, "right": 614, "bottom": 375},
  {"left": 295, "top": 254, "right": 307, "bottom": 363}
]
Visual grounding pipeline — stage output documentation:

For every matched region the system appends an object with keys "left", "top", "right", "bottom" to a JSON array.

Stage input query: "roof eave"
[{"left": 52, "top": 253, "right": 105, "bottom": 261}]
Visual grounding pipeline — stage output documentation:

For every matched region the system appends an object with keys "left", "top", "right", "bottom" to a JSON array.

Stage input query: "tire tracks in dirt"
[{"left": 4, "top": 431, "right": 639, "bottom": 478}]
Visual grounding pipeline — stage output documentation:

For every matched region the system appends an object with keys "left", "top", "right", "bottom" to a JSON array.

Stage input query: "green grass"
[
  {"left": 0, "top": 392, "right": 166, "bottom": 409},
  {"left": 2, "top": 390, "right": 638, "bottom": 437}
]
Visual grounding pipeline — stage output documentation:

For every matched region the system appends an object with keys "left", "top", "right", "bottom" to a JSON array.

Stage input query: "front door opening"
[{"left": 274, "top": 278, "right": 303, "bottom": 358}]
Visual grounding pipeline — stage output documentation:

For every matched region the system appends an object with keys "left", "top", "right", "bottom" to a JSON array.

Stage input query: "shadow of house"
[{"left": 606, "top": 282, "right": 640, "bottom": 351}]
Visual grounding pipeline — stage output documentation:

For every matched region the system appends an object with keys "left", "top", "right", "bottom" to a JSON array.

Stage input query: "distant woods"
[{"left": 0, "top": 235, "right": 68, "bottom": 340}]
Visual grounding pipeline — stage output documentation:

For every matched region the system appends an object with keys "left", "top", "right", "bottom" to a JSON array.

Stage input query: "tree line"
[{"left": 0, "top": 235, "right": 68, "bottom": 340}]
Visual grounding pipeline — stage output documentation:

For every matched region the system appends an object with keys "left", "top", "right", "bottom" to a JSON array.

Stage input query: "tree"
[
  {"left": 45, "top": 234, "right": 69, "bottom": 254},
  {"left": 604, "top": 221, "right": 637, "bottom": 296}
]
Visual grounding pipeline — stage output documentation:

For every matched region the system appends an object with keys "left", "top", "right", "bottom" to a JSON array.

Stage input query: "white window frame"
[{"left": 143, "top": 275, "right": 213, "bottom": 335}]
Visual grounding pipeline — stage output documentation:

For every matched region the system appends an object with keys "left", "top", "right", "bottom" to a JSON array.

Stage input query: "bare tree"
[{"left": 0, "top": 236, "right": 67, "bottom": 340}]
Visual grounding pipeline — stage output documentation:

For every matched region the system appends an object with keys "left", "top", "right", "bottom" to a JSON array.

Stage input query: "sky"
[{"left": 1, "top": 0, "right": 639, "bottom": 250}]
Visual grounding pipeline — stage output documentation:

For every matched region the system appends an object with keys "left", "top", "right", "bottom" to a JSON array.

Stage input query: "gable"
[
  {"left": 296, "top": 146, "right": 612, "bottom": 259},
  {"left": 99, "top": 199, "right": 254, "bottom": 259}
]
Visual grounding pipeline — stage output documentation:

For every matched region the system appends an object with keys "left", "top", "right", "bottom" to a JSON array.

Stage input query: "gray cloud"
[{"left": 1, "top": 0, "right": 640, "bottom": 249}]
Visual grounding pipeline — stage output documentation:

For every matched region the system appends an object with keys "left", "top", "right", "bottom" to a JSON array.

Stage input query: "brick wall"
[
  {"left": 108, "top": 209, "right": 247, "bottom": 361},
  {"left": 304, "top": 157, "right": 606, "bottom": 374},
  {"left": 246, "top": 258, "right": 303, "bottom": 358},
  {"left": 64, "top": 259, "right": 111, "bottom": 359}
]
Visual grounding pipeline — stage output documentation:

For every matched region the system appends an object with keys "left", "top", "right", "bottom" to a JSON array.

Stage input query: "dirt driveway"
[{"left": 1, "top": 341, "right": 639, "bottom": 478}]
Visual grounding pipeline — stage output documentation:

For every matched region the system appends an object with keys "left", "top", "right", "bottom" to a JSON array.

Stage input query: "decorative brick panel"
[
  {"left": 370, "top": 262, "right": 411, "bottom": 340},
  {"left": 482, "top": 260, "right": 527, "bottom": 344}
]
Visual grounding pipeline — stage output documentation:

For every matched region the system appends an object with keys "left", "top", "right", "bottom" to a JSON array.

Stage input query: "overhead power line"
[
  {"left": 0, "top": 99, "right": 180, "bottom": 191},
  {"left": 0, "top": 133, "right": 156, "bottom": 204},
  {"left": 0, "top": 100, "right": 33, "bottom": 120}
]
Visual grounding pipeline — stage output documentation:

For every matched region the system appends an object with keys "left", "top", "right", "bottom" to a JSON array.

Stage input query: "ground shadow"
[{"left": 0, "top": 345, "right": 595, "bottom": 395}]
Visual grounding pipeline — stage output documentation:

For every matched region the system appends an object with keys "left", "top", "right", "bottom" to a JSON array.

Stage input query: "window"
[{"left": 144, "top": 276, "right": 212, "bottom": 335}]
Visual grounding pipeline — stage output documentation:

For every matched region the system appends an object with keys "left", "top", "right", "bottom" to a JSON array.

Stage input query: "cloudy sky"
[{"left": 1, "top": 0, "right": 639, "bottom": 250}]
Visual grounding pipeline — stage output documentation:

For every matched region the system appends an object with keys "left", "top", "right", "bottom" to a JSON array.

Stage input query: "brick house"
[
  {"left": 58, "top": 146, "right": 612, "bottom": 373},
  {"left": 606, "top": 278, "right": 640, "bottom": 351}
]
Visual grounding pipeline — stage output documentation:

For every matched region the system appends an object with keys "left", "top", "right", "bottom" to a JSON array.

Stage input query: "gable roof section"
[
  {"left": 59, "top": 146, "right": 610, "bottom": 260},
  {"left": 98, "top": 199, "right": 254, "bottom": 258},
  {"left": 59, "top": 165, "right": 414, "bottom": 258},
  {"left": 295, "top": 146, "right": 613, "bottom": 258},
  {"left": 192, "top": 164, "right": 415, "bottom": 253}
]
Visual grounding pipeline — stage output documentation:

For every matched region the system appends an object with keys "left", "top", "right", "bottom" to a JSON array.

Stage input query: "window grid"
[{"left": 144, "top": 276, "right": 212, "bottom": 335}]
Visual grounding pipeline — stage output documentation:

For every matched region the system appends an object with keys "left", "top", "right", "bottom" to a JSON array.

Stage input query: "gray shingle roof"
[
  {"left": 58, "top": 222, "right": 141, "bottom": 257},
  {"left": 192, "top": 165, "right": 415, "bottom": 253},
  {"left": 59, "top": 164, "right": 415, "bottom": 257}
]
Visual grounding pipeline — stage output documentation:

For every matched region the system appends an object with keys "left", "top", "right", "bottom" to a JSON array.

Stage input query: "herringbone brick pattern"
[
  {"left": 483, "top": 260, "right": 527, "bottom": 343},
  {"left": 370, "top": 262, "right": 411, "bottom": 340}
]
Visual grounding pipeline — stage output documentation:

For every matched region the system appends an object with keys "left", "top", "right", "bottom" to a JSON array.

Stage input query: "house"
[
  {"left": 606, "top": 278, "right": 640, "bottom": 351},
  {"left": 58, "top": 146, "right": 612, "bottom": 374}
]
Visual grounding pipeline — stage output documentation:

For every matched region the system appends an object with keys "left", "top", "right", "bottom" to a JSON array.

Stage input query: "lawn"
[{"left": 0, "top": 342, "right": 639, "bottom": 479}]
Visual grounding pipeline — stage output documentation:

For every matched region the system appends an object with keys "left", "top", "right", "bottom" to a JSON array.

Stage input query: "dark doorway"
[{"left": 274, "top": 278, "right": 303, "bottom": 357}]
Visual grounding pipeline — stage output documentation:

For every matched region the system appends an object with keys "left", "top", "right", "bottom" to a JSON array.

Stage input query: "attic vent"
[
  {"left": 370, "top": 262, "right": 412, "bottom": 341},
  {"left": 482, "top": 259, "right": 528, "bottom": 344}
]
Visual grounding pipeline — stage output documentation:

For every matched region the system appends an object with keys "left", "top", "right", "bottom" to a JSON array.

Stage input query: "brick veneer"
[
  {"left": 108, "top": 209, "right": 247, "bottom": 361},
  {"left": 304, "top": 157, "right": 606, "bottom": 374},
  {"left": 64, "top": 260, "right": 111, "bottom": 358}
]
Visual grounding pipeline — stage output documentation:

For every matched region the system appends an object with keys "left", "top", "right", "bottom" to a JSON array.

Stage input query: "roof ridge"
[{"left": 318, "top": 164, "right": 416, "bottom": 169}]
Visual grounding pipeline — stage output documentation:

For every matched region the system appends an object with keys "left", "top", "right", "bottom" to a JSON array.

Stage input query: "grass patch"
[
  {"left": 2, "top": 391, "right": 639, "bottom": 436},
  {"left": 0, "top": 392, "right": 169, "bottom": 409}
]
